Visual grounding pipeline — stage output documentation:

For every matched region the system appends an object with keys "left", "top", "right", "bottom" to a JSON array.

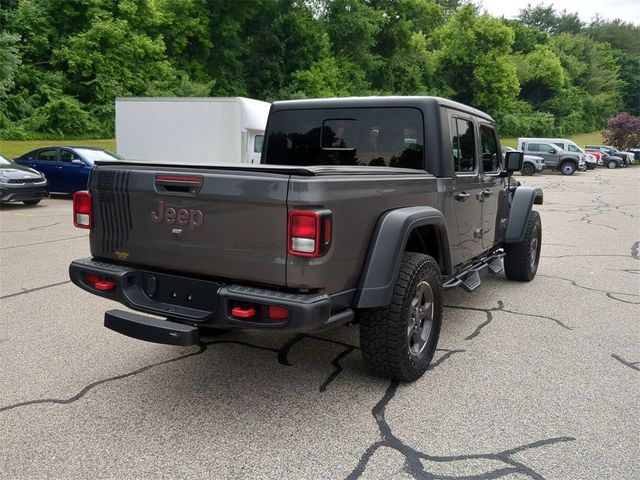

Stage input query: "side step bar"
[
  {"left": 443, "top": 253, "right": 504, "bottom": 293},
  {"left": 105, "top": 309, "right": 200, "bottom": 346}
]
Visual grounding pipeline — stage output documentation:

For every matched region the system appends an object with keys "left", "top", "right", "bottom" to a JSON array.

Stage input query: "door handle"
[
  {"left": 455, "top": 192, "right": 470, "bottom": 202},
  {"left": 477, "top": 189, "right": 493, "bottom": 201}
]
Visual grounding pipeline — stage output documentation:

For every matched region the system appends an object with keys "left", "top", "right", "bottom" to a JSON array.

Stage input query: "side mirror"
[
  {"left": 71, "top": 159, "right": 84, "bottom": 166},
  {"left": 505, "top": 151, "right": 523, "bottom": 173},
  {"left": 549, "top": 148, "right": 557, "bottom": 154}
]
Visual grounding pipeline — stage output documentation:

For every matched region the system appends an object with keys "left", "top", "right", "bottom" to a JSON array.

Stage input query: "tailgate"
[{"left": 89, "top": 166, "right": 289, "bottom": 286}]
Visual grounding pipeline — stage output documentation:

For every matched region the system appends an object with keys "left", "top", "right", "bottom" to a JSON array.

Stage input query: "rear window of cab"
[{"left": 264, "top": 108, "right": 424, "bottom": 169}]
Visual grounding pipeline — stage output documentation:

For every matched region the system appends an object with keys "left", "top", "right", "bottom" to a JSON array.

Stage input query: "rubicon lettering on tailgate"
[{"left": 151, "top": 200, "right": 204, "bottom": 230}]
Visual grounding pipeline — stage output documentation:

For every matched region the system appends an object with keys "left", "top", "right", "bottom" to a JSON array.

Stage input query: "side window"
[
  {"left": 253, "top": 135, "right": 264, "bottom": 153},
  {"left": 567, "top": 145, "right": 580, "bottom": 153},
  {"left": 553, "top": 142, "right": 563, "bottom": 150},
  {"left": 37, "top": 149, "right": 57, "bottom": 162},
  {"left": 538, "top": 144, "right": 553, "bottom": 153},
  {"left": 480, "top": 124, "right": 500, "bottom": 173},
  {"left": 59, "top": 149, "right": 80, "bottom": 163},
  {"left": 451, "top": 117, "right": 476, "bottom": 173}
]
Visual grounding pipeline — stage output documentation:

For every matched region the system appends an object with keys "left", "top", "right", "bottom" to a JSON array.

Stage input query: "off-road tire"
[
  {"left": 521, "top": 164, "right": 535, "bottom": 176},
  {"left": 358, "top": 252, "right": 443, "bottom": 382},
  {"left": 560, "top": 162, "right": 576, "bottom": 175},
  {"left": 23, "top": 200, "right": 41, "bottom": 206},
  {"left": 607, "top": 160, "right": 617, "bottom": 169},
  {"left": 504, "top": 210, "right": 541, "bottom": 282}
]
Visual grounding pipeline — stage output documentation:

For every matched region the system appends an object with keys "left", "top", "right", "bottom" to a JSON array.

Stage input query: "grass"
[
  {"left": 501, "top": 131, "right": 603, "bottom": 149},
  {"left": 1, "top": 131, "right": 605, "bottom": 159},
  {"left": 0, "top": 139, "right": 117, "bottom": 159}
]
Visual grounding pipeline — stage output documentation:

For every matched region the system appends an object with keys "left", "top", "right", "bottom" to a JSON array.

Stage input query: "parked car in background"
[
  {"left": 516, "top": 139, "right": 585, "bottom": 175},
  {"left": 14, "top": 147, "right": 123, "bottom": 194},
  {"left": 584, "top": 148, "right": 626, "bottom": 168},
  {"left": 527, "top": 137, "right": 595, "bottom": 170},
  {"left": 501, "top": 146, "right": 544, "bottom": 175},
  {"left": 584, "top": 148, "right": 604, "bottom": 165},
  {"left": 629, "top": 149, "right": 640, "bottom": 162},
  {"left": 0, "top": 153, "right": 49, "bottom": 205},
  {"left": 583, "top": 154, "right": 597, "bottom": 170},
  {"left": 585, "top": 145, "right": 631, "bottom": 166}
]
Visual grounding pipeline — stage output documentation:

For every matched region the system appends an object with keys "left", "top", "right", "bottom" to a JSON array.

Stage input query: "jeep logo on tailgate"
[{"left": 151, "top": 200, "right": 204, "bottom": 230}]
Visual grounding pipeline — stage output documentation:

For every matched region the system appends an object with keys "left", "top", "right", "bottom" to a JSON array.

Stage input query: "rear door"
[
  {"left": 250, "top": 134, "right": 264, "bottom": 164},
  {"left": 478, "top": 123, "right": 504, "bottom": 248},
  {"left": 32, "top": 148, "right": 60, "bottom": 190},
  {"left": 59, "top": 148, "right": 91, "bottom": 192},
  {"left": 90, "top": 166, "right": 290, "bottom": 286},
  {"left": 450, "top": 115, "right": 484, "bottom": 261},
  {"left": 526, "top": 142, "right": 558, "bottom": 168}
]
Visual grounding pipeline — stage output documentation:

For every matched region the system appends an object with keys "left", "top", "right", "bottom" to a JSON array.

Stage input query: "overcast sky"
[{"left": 477, "top": 0, "right": 640, "bottom": 25}]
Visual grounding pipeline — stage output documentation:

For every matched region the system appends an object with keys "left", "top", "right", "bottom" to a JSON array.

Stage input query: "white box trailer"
[{"left": 115, "top": 97, "right": 270, "bottom": 165}]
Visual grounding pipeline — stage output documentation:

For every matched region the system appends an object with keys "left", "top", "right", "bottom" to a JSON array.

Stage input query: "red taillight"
[
  {"left": 287, "top": 209, "right": 332, "bottom": 257},
  {"left": 268, "top": 306, "right": 289, "bottom": 320},
  {"left": 291, "top": 215, "right": 317, "bottom": 238},
  {"left": 73, "top": 191, "right": 92, "bottom": 229}
]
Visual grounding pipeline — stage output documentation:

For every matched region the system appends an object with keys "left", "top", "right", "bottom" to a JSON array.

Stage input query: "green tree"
[
  {"left": 435, "top": 5, "right": 519, "bottom": 115},
  {"left": 518, "top": 3, "right": 557, "bottom": 33},
  {"left": 324, "top": 0, "right": 385, "bottom": 94},
  {"left": 587, "top": 19, "right": 640, "bottom": 115},
  {"left": 0, "top": 31, "right": 21, "bottom": 127},
  {"left": 368, "top": 0, "right": 443, "bottom": 94},
  {"left": 156, "top": 0, "right": 213, "bottom": 85},
  {"left": 0, "top": 31, "right": 20, "bottom": 99},
  {"left": 52, "top": 0, "right": 177, "bottom": 130},
  {"left": 518, "top": 4, "right": 583, "bottom": 35},
  {"left": 501, "top": 18, "right": 548, "bottom": 53},
  {"left": 243, "top": 0, "right": 332, "bottom": 100},
  {"left": 513, "top": 44, "right": 565, "bottom": 104},
  {"left": 549, "top": 33, "right": 623, "bottom": 128},
  {"left": 587, "top": 18, "right": 640, "bottom": 54},
  {"left": 554, "top": 10, "right": 583, "bottom": 34}
]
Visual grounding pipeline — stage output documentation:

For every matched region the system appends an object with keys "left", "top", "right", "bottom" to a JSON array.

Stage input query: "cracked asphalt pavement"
[{"left": 1, "top": 169, "right": 639, "bottom": 479}]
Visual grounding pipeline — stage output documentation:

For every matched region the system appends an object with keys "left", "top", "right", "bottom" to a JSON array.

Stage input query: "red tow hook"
[
  {"left": 94, "top": 281, "right": 116, "bottom": 291},
  {"left": 231, "top": 307, "right": 256, "bottom": 319}
]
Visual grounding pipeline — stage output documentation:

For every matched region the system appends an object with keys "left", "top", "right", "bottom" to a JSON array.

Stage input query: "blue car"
[{"left": 14, "top": 146, "right": 123, "bottom": 194}]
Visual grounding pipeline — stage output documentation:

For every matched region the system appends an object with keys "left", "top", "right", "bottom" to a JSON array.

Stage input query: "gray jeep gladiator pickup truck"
[{"left": 69, "top": 96, "right": 542, "bottom": 382}]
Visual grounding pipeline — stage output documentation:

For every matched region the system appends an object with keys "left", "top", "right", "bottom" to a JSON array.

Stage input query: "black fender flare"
[
  {"left": 559, "top": 157, "right": 578, "bottom": 166},
  {"left": 505, "top": 186, "right": 543, "bottom": 244},
  {"left": 354, "top": 206, "right": 451, "bottom": 309}
]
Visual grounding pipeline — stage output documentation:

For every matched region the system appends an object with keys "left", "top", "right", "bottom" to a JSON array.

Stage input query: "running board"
[{"left": 443, "top": 253, "right": 504, "bottom": 293}]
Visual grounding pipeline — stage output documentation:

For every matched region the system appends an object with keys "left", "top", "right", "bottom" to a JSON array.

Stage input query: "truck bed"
[
  {"left": 88, "top": 163, "right": 441, "bottom": 294},
  {"left": 95, "top": 160, "right": 429, "bottom": 176}
]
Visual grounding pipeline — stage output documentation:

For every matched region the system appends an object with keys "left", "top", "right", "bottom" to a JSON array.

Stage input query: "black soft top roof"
[{"left": 270, "top": 96, "right": 494, "bottom": 123}]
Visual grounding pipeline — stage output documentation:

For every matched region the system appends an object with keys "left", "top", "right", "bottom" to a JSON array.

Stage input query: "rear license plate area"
[{"left": 140, "top": 271, "right": 219, "bottom": 312}]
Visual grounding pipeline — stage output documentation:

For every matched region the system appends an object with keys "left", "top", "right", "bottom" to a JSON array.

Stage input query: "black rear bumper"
[{"left": 69, "top": 257, "right": 352, "bottom": 342}]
